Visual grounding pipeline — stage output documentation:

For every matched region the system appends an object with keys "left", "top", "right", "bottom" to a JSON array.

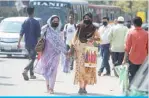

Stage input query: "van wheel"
[{"left": 7, "top": 54, "right": 12, "bottom": 58}]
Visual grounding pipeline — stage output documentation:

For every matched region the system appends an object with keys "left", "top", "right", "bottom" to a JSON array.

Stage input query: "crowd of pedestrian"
[{"left": 18, "top": 6, "right": 148, "bottom": 95}]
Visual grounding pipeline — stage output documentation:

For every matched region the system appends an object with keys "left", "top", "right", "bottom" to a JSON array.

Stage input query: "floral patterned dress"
[{"left": 73, "top": 31, "right": 98, "bottom": 85}]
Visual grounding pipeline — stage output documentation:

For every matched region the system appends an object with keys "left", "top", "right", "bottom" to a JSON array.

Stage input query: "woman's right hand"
[
  {"left": 87, "top": 38, "right": 94, "bottom": 43},
  {"left": 65, "top": 51, "right": 71, "bottom": 58}
]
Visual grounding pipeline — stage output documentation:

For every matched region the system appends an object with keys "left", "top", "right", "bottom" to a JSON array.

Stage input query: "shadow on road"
[
  {"left": 0, "top": 83, "right": 16, "bottom": 86},
  {"left": 51, "top": 92, "right": 70, "bottom": 95},
  {"left": 30, "top": 79, "right": 65, "bottom": 83},
  {"left": 0, "top": 56, "right": 28, "bottom": 59},
  {"left": 30, "top": 79, "right": 45, "bottom": 82},
  {"left": 56, "top": 81, "right": 65, "bottom": 83},
  {"left": 86, "top": 93, "right": 112, "bottom": 96},
  {"left": 52, "top": 92, "right": 112, "bottom": 96},
  {"left": 0, "top": 76, "right": 11, "bottom": 79},
  {"left": 0, "top": 59, "right": 6, "bottom": 62}
]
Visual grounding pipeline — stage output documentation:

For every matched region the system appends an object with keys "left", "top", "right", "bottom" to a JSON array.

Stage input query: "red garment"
[
  {"left": 37, "top": 52, "right": 42, "bottom": 60},
  {"left": 91, "top": 52, "right": 94, "bottom": 63},
  {"left": 94, "top": 53, "right": 97, "bottom": 64},
  {"left": 125, "top": 27, "right": 148, "bottom": 64},
  {"left": 88, "top": 52, "right": 91, "bottom": 63}
]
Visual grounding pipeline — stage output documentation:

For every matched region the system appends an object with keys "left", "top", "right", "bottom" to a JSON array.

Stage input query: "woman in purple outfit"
[{"left": 34, "top": 15, "right": 69, "bottom": 94}]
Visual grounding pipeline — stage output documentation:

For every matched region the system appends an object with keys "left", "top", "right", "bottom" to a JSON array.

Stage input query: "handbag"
[{"left": 35, "top": 30, "right": 47, "bottom": 52}]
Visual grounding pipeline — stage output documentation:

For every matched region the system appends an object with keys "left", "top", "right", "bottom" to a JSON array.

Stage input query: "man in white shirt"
[
  {"left": 63, "top": 15, "right": 77, "bottom": 45},
  {"left": 108, "top": 16, "right": 128, "bottom": 77},
  {"left": 63, "top": 15, "right": 77, "bottom": 70},
  {"left": 98, "top": 17, "right": 111, "bottom": 76}
]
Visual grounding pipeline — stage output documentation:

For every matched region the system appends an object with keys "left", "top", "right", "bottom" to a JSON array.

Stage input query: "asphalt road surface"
[{"left": 0, "top": 55, "right": 122, "bottom": 96}]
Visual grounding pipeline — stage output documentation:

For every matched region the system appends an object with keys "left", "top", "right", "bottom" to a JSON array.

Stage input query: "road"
[{"left": 0, "top": 55, "right": 123, "bottom": 96}]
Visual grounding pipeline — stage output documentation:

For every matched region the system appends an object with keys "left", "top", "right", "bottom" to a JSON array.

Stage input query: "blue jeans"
[{"left": 99, "top": 44, "right": 110, "bottom": 74}]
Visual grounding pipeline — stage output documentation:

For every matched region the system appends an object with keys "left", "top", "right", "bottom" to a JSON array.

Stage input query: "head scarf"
[
  {"left": 47, "top": 15, "right": 62, "bottom": 33},
  {"left": 41, "top": 15, "right": 62, "bottom": 36},
  {"left": 34, "top": 15, "right": 68, "bottom": 78},
  {"left": 83, "top": 12, "right": 93, "bottom": 19},
  {"left": 40, "top": 15, "right": 66, "bottom": 55},
  {"left": 77, "top": 13, "right": 96, "bottom": 43}
]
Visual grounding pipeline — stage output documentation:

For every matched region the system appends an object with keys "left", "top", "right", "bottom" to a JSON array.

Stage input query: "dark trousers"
[
  {"left": 128, "top": 61, "right": 141, "bottom": 83},
  {"left": 99, "top": 44, "right": 110, "bottom": 74},
  {"left": 111, "top": 52, "right": 124, "bottom": 66},
  {"left": 24, "top": 48, "right": 36, "bottom": 76}
]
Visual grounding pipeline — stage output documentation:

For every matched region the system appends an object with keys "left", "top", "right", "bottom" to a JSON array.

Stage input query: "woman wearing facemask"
[
  {"left": 70, "top": 13, "right": 100, "bottom": 94},
  {"left": 34, "top": 15, "right": 69, "bottom": 94}
]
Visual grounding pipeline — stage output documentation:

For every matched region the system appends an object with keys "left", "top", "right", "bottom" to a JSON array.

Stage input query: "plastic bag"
[{"left": 115, "top": 64, "right": 129, "bottom": 95}]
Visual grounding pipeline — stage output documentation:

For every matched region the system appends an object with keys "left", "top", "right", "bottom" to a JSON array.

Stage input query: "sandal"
[
  {"left": 83, "top": 88, "right": 87, "bottom": 94},
  {"left": 46, "top": 85, "right": 49, "bottom": 93},
  {"left": 78, "top": 88, "right": 85, "bottom": 95},
  {"left": 49, "top": 88, "right": 54, "bottom": 94}
]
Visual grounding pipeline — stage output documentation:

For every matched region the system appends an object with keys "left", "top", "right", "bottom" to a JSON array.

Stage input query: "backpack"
[
  {"left": 65, "top": 24, "right": 77, "bottom": 30},
  {"left": 64, "top": 24, "right": 77, "bottom": 42}
]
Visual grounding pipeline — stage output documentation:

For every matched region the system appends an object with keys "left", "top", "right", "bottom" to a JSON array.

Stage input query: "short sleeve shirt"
[{"left": 63, "top": 23, "right": 76, "bottom": 45}]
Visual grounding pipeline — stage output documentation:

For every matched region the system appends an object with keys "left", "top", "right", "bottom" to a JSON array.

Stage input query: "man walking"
[
  {"left": 63, "top": 15, "right": 77, "bottom": 70},
  {"left": 98, "top": 17, "right": 111, "bottom": 76},
  {"left": 126, "top": 20, "right": 132, "bottom": 29},
  {"left": 17, "top": 7, "right": 41, "bottom": 81},
  {"left": 108, "top": 16, "right": 128, "bottom": 77},
  {"left": 123, "top": 17, "right": 148, "bottom": 83}
]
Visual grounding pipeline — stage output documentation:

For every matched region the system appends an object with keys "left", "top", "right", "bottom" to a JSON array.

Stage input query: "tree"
[
  {"left": 113, "top": 0, "right": 148, "bottom": 20},
  {"left": 0, "top": 6, "right": 26, "bottom": 17}
]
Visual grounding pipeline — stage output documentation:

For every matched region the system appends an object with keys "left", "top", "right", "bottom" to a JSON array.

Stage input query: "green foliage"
[
  {"left": 114, "top": 0, "right": 148, "bottom": 13},
  {"left": 132, "top": 0, "right": 148, "bottom": 12},
  {"left": 86, "top": 0, "right": 148, "bottom": 14},
  {"left": 0, "top": 7, "right": 26, "bottom": 17}
]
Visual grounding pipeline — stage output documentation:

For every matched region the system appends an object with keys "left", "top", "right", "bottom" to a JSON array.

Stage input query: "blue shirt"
[{"left": 20, "top": 17, "right": 41, "bottom": 49}]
